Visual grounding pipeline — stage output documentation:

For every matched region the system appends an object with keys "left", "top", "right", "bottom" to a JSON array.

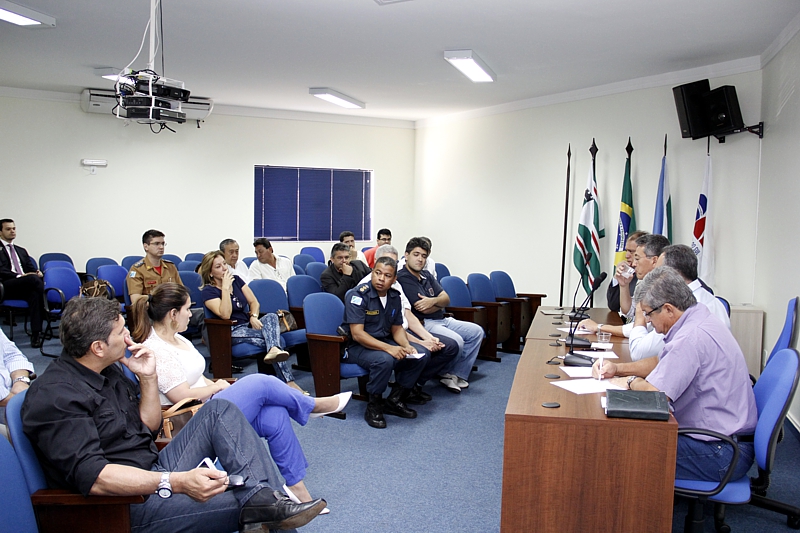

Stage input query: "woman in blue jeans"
[{"left": 129, "top": 282, "right": 350, "bottom": 507}]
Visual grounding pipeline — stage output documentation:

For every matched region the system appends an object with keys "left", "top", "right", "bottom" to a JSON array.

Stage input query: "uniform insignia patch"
[
  {"left": 129, "top": 271, "right": 136, "bottom": 277},
  {"left": 366, "top": 310, "right": 379, "bottom": 316},
  {"left": 351, "top": 295, "right": 363, "bottom": 305},
  {"left": 428, "top": 288, "right": 434, "bottom": 296},
  {"left": 358, "top": 284, "right": 369, "bottom": 293}
]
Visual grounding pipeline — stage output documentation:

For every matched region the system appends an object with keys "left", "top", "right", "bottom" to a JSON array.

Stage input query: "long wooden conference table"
[{"left": 501, "top": 307, "right": 678, "bottom": 532}]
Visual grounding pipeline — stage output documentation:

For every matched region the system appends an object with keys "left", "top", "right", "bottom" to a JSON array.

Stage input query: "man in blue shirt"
[{"left": 342, "top": 256, "right": 428, "bottom": 429}]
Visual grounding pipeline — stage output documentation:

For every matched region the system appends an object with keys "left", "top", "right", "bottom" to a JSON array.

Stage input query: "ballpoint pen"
[{"left": 597, "top": 355, "right": 604, "bottom": 381}]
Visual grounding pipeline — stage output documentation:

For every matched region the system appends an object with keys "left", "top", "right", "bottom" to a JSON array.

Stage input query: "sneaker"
[
  {"left": 439, "top": 374, "right": 461, "bottom": 394},
  {"left": 456, "top": 377, "right": 469, "bottom": 389}
]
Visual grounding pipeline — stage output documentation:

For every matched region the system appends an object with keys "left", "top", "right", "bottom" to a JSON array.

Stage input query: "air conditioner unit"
[{"left": 80, "top": 88, "right": 213, "bottom": 121}]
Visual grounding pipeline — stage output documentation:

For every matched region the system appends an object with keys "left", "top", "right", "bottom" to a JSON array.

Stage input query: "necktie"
[{"left": 7, "top": 244, "right": 23, "bottom": 275}]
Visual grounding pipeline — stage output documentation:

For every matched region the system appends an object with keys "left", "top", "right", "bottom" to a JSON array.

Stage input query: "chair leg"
[
  {"left": 751, "top": 467, "right": 770, "bottom": 496},
  {"left": 39, "top": 315, "right": 60, "bottom": 358},
  {"left": 713, "top": 503, "right": 730, "bottom": 533},
  {"left": 684, "top": 498, "right": 707, "bottom": 533},
  {"left": 749, "top": 494, "right": 800, "bottom": 529}
]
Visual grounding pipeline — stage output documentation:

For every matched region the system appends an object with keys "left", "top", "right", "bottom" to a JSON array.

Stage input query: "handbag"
[
  {"left": 80, "top": 279, "right": 112, "bottom": 299},
  {"left": 276, "top": 309, "right": 298, "bottom": 333},
  {"left": 160, "top": 398, "right": 204, "bottom": 439}
]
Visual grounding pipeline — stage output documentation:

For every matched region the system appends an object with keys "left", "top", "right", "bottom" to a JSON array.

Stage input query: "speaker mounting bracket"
[{"left": 713, "top": 121, "right": 764, "bottom": 143}]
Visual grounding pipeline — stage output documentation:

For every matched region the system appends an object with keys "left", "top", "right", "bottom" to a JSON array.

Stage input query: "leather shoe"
[
  {"left": 404, "top": 385, "right": 431, "bottom": 405},
  {"left": 384, "top": 388, "right": 417, "bottom": 419},
  {"left": 30, "top": 332, "right": 43, "bottom": 349},
  {"left": 365, "top": 393, "right": 386, "bottom": 429},
  {"left": 231, "top": 364, "right": 244, "bottom": 373},
  {"left": 263, "top": 346, "right": 290, "bottom": 363},
  {"left": 239, "top": 489, "right": 326, "bottom": 530}
]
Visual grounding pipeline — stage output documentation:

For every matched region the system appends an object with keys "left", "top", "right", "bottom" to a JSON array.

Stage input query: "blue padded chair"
[
  {"left": 0, "top": 281, "right": 30, "bottom": 341},
  {"left": 39, "top": 253, "right": 73, "bottom": 270},
  {"left": 300, "top": 246, "right": 325, "bottom": 263},
  {"left": 716, "top": 296, "right": 731, "bottom": 317},
  {"left": 766, "top": 296, "right": 799, "bottom": 367},
  {"left": 41, "top": 260, "right": 74, "bottom": 272},
  {"left": 85, "top": 257, "right": 118, "bottom": 278},
  {"left": 490, "top": 270, "right": 547, "bottom": 349},
  {"left": 242, "top": 256, "right": 257, "bottom": 267},
  {"left": 7, "top": 391, "right": 143, "bottom": 532},
  {"left": 97, "top": 264, "right": 129, "bottom": 313},
  {"left": 287, "top": 275, "right": 321, "bottom": 330},
  {"left": 162, "top": 254, "right": 182, "bottom": 264},
  {"left": 0, "top": 434, "right": 38, "bottom": 533},
  {"left": 249, "top": 279, "right": 308, "bottom": 354},
  {"left": 305, "top": 262, "right": 327, "bottom": 284},
  {"left": 467, "top": 273, "right": 512, "bottom": 360},
  {"left": 674, "top": 348, "right": 800, "bottom": 533},
  {"left": 293, "top": 264, "right": 305, "bottom": 276},
  {"left": 435, "top": 262, "right": 451, "bottom": 280},
  {"left": 184, "top": 252, "right": 205, "bottom": 262},
  {"left": 303, "top": 292, "right": 368, "bottom": 415},
  {"left": 203, "top": 304, "right": 266, "bottom": 379},
  {"left": 293, "top": 253, "right": 316, "bottom": 273},
  {"left": 41, "top": 267, "right": 83, "bottom": 357},
  {"left": 179, "top": 272, "right": 203, "bottom": 340},
  {"left": 178, "top": 260, "right": 200, "bottom": 272},
  {"left": 121, "top": 255, "right": 143, "bottom": 271},
  {"left": 360, "top": 246, "right": 371, "bottom": 253},
  {"left": 440, "top": 275, "right": 492, "bottom": 360}
]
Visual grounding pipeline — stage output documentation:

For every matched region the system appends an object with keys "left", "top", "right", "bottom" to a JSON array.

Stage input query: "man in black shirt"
[
  {"left": 22, "top": 297, "right": 324, "bottom": 532},
  {"left": 320, "top": 242, "right": 371, "bottom": 302}
]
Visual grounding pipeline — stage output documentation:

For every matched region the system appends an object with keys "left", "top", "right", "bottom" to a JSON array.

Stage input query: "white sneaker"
[
  {"left": 456, "top": 377, "right": 469, "bottom": 389},
  {"left": 439, "top": 374, "right": 461, "bottom": 393}
]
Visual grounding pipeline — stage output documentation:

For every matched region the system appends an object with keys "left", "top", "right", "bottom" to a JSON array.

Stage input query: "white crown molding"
[
  {"left": 761, "top": 9, "right": 800, "bottom": 68},
  {"left": 416, "top": 56, "right": 762, "bottom": 129},
  {"left": 0, "top": 86, "right": 79, "bottom": 102}
]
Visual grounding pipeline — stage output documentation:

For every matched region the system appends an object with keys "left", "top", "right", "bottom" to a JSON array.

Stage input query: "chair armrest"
[
  {"left": 673, "top": 428, "right": 740, "bottom": 498},
  {"left": 445, "top": 306, "right": 485, "bottom": 313},
  {"left": 154, "top": 438, "right": 171, "bottom": 450},
  {"left": 517, "top": 293, "right": 547, "bottom": 300},
  {"left": 44, "top": 287, "right": 66, "bottom": 310},
  {"left": 30, "top": 489, "right": 145, "bottom": 506},
  {"left": 472, "top": 300, "right": 508, "bottom": 309},
  {"left": 306, "top": 333, "right": 348, "bottom": 343},
  {"left": 204, "top": 318, "right": 235, "bottom": 326}
]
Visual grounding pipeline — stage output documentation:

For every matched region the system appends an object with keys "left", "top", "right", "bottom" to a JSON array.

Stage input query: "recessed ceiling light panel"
[
  {"left": 444, "top": 49, "right": 495, "bottom": 83},
  {"left": 0, "top": 0, "right": 55, "bottom": 27},
  {"left": 309, "top": 88, "right": 365, "bottom": 109}
]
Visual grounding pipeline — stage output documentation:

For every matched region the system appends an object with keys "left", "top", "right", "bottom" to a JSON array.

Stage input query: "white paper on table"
[
  {"left": 591, "top": 342, "right": 613, "bottom": 350},
  {"left": 559, "top": 366, "right": 594, "bottom": 378},
  {"left": 601, "top": 396, "right": 608, "bottom": 410},
  {"left": 540, "top": 309, "right": 566, "bottom": 315},
  {"left": 572, "top": 350, "right": 619, "bottom": 359},
  {"left": 556, "top": 327, "right": 592, "bottom": 334},
  {"left": 551, "top": 378, "right": 625, "bottom": 395}
]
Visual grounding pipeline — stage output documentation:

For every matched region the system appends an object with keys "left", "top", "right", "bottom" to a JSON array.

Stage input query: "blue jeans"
[
  {"left": 676, "top": 434, "right": 755, "bottom": 482},
  {"left": 130, "top": 399, "right": 287, "bottom": 533},
  {"left": 423, "top": 317, "right": 484, "bottom": 380},
  {"left": 214, "top": 374, "right": 314, "bottom": 486},
  {"left": 231, "top": 313, "right": 294, "bottom": 382}
]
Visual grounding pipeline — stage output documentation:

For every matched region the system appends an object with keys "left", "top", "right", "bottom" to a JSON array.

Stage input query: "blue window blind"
[{"left": 254, "top": 166, "right": 372, "bottom": 241}]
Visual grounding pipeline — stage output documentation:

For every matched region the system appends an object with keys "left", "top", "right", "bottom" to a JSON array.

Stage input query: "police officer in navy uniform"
[{"left": 342, "top": 256, "right": 428, "bottom": 429}]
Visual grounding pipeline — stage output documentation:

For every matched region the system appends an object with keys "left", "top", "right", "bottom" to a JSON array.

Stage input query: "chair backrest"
[
  {"left": 181, "top": 272, "right": 203, "bottom": 308},
  {"left": 752, "top": 348, "right": 800, "bottom": 473},
  {"left": 0, "top": 435, "right": 38, "bottom": 533},
  {"left": 249, "top": 279, "right": 289, "bottom": 314},
  {"left": 44, "top": 267, "right": 82, "bottom": 305},
  {"left": 7, "top": 391, "right": 48, "bottom": 494},
  {"left": 287, "top": 275, "right": 322, "bottom": 308},
  {"left": 490, "top": 270, "right": 517, "bottom": 299},
  {"left": 305, "top": 262, "right": 327, "bottom": 283},
  {"left": 768, "top": 297, "right": 800, "bottom": 364},
  {"left": 360, "top": 246, "right": 371, "bottom": 253},
  {"left": 440, "top": 275, "right": 472, "bottom": 307},
  {"left": 716, "top": 296, "right": 731, "bottom": 317},
  {"left": 184, "top": 252, "right": 205, "bottom": 262},
  {"left": 293, "top": 264, "right": 305, "bottom": 276},
  {"left": 85, "top": 257, "right": 118, "bottom": 277},
  {"left": 300, "top": 247, "right": 325, "bottom": 263},
  {"left": 293, "top": 254, "right": 316, "bottom": 272},
  {"left": 242, "top": 256, "right": 257, "bottom": 267},
  {"left": 162, "top": 254, "right": 182, "bottom": 264},
  {"left": 178, "top": 260, "right": 200, "bottom": 272},
  {"left": 435, "top": 262, "right": 451, "bottom": 280},
  {"left": 467, "top": 273, "right": 497, "bottom": 302},
  {"left": 121, "top": 255, "right": 143, "bottom": 271},
  {"left": 303, "top": 292, "right": 344, "bottom": 335},
  {"left": 41, "top": 260, "right": 75, "bottom": 272},
  {"left": 97, "top": 265, "right": 128, "bottom": 301},
  {"left": 39, "top": 252, "right": 73, "bottom": 269}
]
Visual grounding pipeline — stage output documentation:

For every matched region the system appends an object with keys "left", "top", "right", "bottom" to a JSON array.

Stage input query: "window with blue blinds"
[{"left": 254, "top": 166, "right": 372, "bottom": 241}]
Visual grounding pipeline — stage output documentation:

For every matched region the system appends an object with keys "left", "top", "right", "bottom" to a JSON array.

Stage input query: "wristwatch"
[
  {"left": 13, "top": 376, "right": 31, "bottom": 385},
  {"left": 156, "top": 472, "right": 172, "bottom": 499},
  {"left": 250, "top": 312, "right": 259, "bottom": 318},
  {"left": 627, "top": 376, "right": 638, "bottom": 389},
  {"left": 596, "top": 323, "right": 604, "bottom": 332}
]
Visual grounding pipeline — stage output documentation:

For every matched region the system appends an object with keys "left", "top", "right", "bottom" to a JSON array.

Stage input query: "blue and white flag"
[
  {"left": 691, "top": 155, "right": 714, "bottom": 287},
  {"left": 652, "top": 155, "right": 672, "bottom": 242}
]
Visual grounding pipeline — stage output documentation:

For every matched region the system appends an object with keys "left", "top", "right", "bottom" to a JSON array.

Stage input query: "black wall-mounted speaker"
[
  {"left": 673, "top": 79, "right": 711, "bottom": 139},
  {"left": 702, "top": 86, "right": 744, "bottom": 136}
]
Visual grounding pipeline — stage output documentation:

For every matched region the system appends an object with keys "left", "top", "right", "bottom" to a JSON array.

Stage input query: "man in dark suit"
[{"left": 0, "top": 219, "right": 44, "bottom": 347}]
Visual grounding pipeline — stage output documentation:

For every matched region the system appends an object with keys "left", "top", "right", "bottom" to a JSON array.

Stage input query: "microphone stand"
[
  {"left": 569, "top": 251, "right": 592, "bottom": 321},
  {"left": 564, "top": 273, "right": 607, "bottom": 366}
]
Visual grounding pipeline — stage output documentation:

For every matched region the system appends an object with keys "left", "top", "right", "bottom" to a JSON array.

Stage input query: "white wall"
[
  {"left": 415, "top": 71, "right": 763, "bottom": 308},
  {"left": 757, "top": 28, "right": 800, "bottom": 424},
  {"left": 0, "top": 96, "right": 415, "bottom": 268}
]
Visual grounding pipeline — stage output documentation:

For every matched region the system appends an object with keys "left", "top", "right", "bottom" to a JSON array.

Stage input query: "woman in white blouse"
[{"left": 130, "top": 282, "right": 350, "bottom": 506}]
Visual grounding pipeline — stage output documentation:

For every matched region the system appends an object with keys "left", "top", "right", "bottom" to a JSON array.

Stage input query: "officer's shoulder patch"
[
  {"left": 350, "top": 295, "right": 363, "bottom": 306},
  {"left": 358, "top": 284, "right": 370, "bottom": 293},
  {"left": 133, "top": 260, "right": 145, "bottom": 268},
  {"left": 162, "top": 259, "right": 175, "bottom": 264},
  {"left": 129, "top": 270, "right": 137, "bottom": 278}
]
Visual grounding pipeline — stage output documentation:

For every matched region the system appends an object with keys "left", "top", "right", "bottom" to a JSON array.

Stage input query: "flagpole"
[
  {"left": 664, "top": 133, "right": 668, "bottom": 157},
  {"left": 588, "top": 139, "right": 598, "bottom": 307},
  {"left": 558, "top": 144, "right": 572, "bottom": 308}
]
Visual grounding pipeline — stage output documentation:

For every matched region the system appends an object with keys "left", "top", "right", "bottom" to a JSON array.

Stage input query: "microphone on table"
[
  {"left": 569, "top": 252, "right": 592, "bottom": 318},
  {"left": 564, "top": 272, "right": 608, "bottom": 367}
]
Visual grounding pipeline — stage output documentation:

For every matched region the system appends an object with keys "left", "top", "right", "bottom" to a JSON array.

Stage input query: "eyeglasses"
[
  {"left": 148, "top": 242, "right": 167, "bottom": 247},
  {"left": 643, "top": 305, "right": 663, "bottom": 318}
]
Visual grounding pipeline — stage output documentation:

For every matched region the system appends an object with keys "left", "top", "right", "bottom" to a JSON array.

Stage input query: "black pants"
[{"left": 2, "top": 274, "right": 44, "bottom": 333}]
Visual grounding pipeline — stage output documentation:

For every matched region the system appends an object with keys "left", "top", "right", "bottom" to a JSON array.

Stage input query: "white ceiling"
[{"left": 1, "top": 0, "right": 799, "bottom": 123}]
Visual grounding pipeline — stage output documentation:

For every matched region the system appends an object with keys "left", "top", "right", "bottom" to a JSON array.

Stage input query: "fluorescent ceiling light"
[
  {"left": 444, "top": 50, "right": 495, "bottom": 83},
  {"left": 309, "top": 88, "right": 365, "bottom": 109},
  {"left": 95, "top": 67, "right": 133, "bottom": 83},
  {"left": 0, "top": 1, "right": 55, "bottom": 27}
]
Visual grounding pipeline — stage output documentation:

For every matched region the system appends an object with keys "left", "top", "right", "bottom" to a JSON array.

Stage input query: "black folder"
[{"left": 605, "top": 390, "right": 670, "bottom": 421}]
